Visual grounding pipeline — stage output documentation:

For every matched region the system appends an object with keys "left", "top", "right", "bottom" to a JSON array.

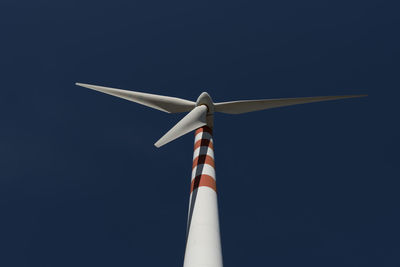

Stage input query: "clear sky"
[{"left": 1, "top": 0, "right": 399, "bottom": 266}]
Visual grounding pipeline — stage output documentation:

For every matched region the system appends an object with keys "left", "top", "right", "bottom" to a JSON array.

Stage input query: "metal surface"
[{"left": 184, "top": 126, "right": 222, "bottom": 267}]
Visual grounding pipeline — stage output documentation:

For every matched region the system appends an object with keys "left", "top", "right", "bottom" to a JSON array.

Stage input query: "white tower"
[{"left": 184, "top": 126, "right": 222, "bottom": 267}]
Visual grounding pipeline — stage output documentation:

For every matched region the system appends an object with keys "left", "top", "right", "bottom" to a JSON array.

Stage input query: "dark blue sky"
[{"left": 1, "top": 0, "right": 399, "bottom": 266}]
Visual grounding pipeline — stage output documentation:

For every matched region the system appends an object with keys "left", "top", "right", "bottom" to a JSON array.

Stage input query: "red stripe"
[
  {"left": 190, "top": 175, "right": 217, "bottom": 193},
  {"left": 195, "top": 126, "right": 213, "bottom": 135},
  {"left": 192, "top": 155, "right": 215, "bottom": 169}
]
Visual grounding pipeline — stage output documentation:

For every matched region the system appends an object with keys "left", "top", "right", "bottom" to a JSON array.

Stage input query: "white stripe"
[
  {"left": 190, "top": 185, "right": 218, "bottom": 195},
  {"left": 192, "top": 164, "right": 216, "bottom": 180},
  {"left": 194, "top": 132, "right": 213, "bottom": 143},
  {"left": 193, "top": 146, "right": 214, "bottom": 160}
]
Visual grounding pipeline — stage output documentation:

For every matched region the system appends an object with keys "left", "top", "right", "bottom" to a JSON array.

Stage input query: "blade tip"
[
  {"left": 75, "top": 82, "right": 88, "bottom": 88},
  {"left": 349, "top": 94, "right": 368, "bottom": 99},
  {"left": 154, "top": 142, "right": 162, "bottom": 148}
]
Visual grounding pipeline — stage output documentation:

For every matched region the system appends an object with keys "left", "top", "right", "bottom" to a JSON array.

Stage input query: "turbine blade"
[
  {"left": 155, "top": 105, "right": 208, "bottom": 148},
  {"left": 214, "top": 94, "right": 367, "bottom": 114},
  {"left": 76, "top": 83, "right": 195, "bottom": 113}
]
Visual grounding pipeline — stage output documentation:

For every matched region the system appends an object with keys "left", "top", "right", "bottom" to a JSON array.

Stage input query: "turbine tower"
[{"left": 76, "top": 82, "right": 366, "bottom": 267}]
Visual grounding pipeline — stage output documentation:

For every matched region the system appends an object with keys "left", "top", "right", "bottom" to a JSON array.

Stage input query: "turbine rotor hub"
[{"left": 196, "top": 92, "right": 214, "bottom": 114}]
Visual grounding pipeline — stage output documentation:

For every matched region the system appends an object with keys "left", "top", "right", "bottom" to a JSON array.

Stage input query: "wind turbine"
[{"left": 76, "top": 82, "right": 366, "bottom": 267}]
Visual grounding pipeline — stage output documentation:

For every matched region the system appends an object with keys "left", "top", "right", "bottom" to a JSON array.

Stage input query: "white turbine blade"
[
  {"left": 76, "top": 83, "right": 195, "bottom": 113},
  {"left": 214, "top": 94, "right": 367, "bottom": 114},
  {"left": 155, "top": 105, "right": 208, "bottom": 148}
]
